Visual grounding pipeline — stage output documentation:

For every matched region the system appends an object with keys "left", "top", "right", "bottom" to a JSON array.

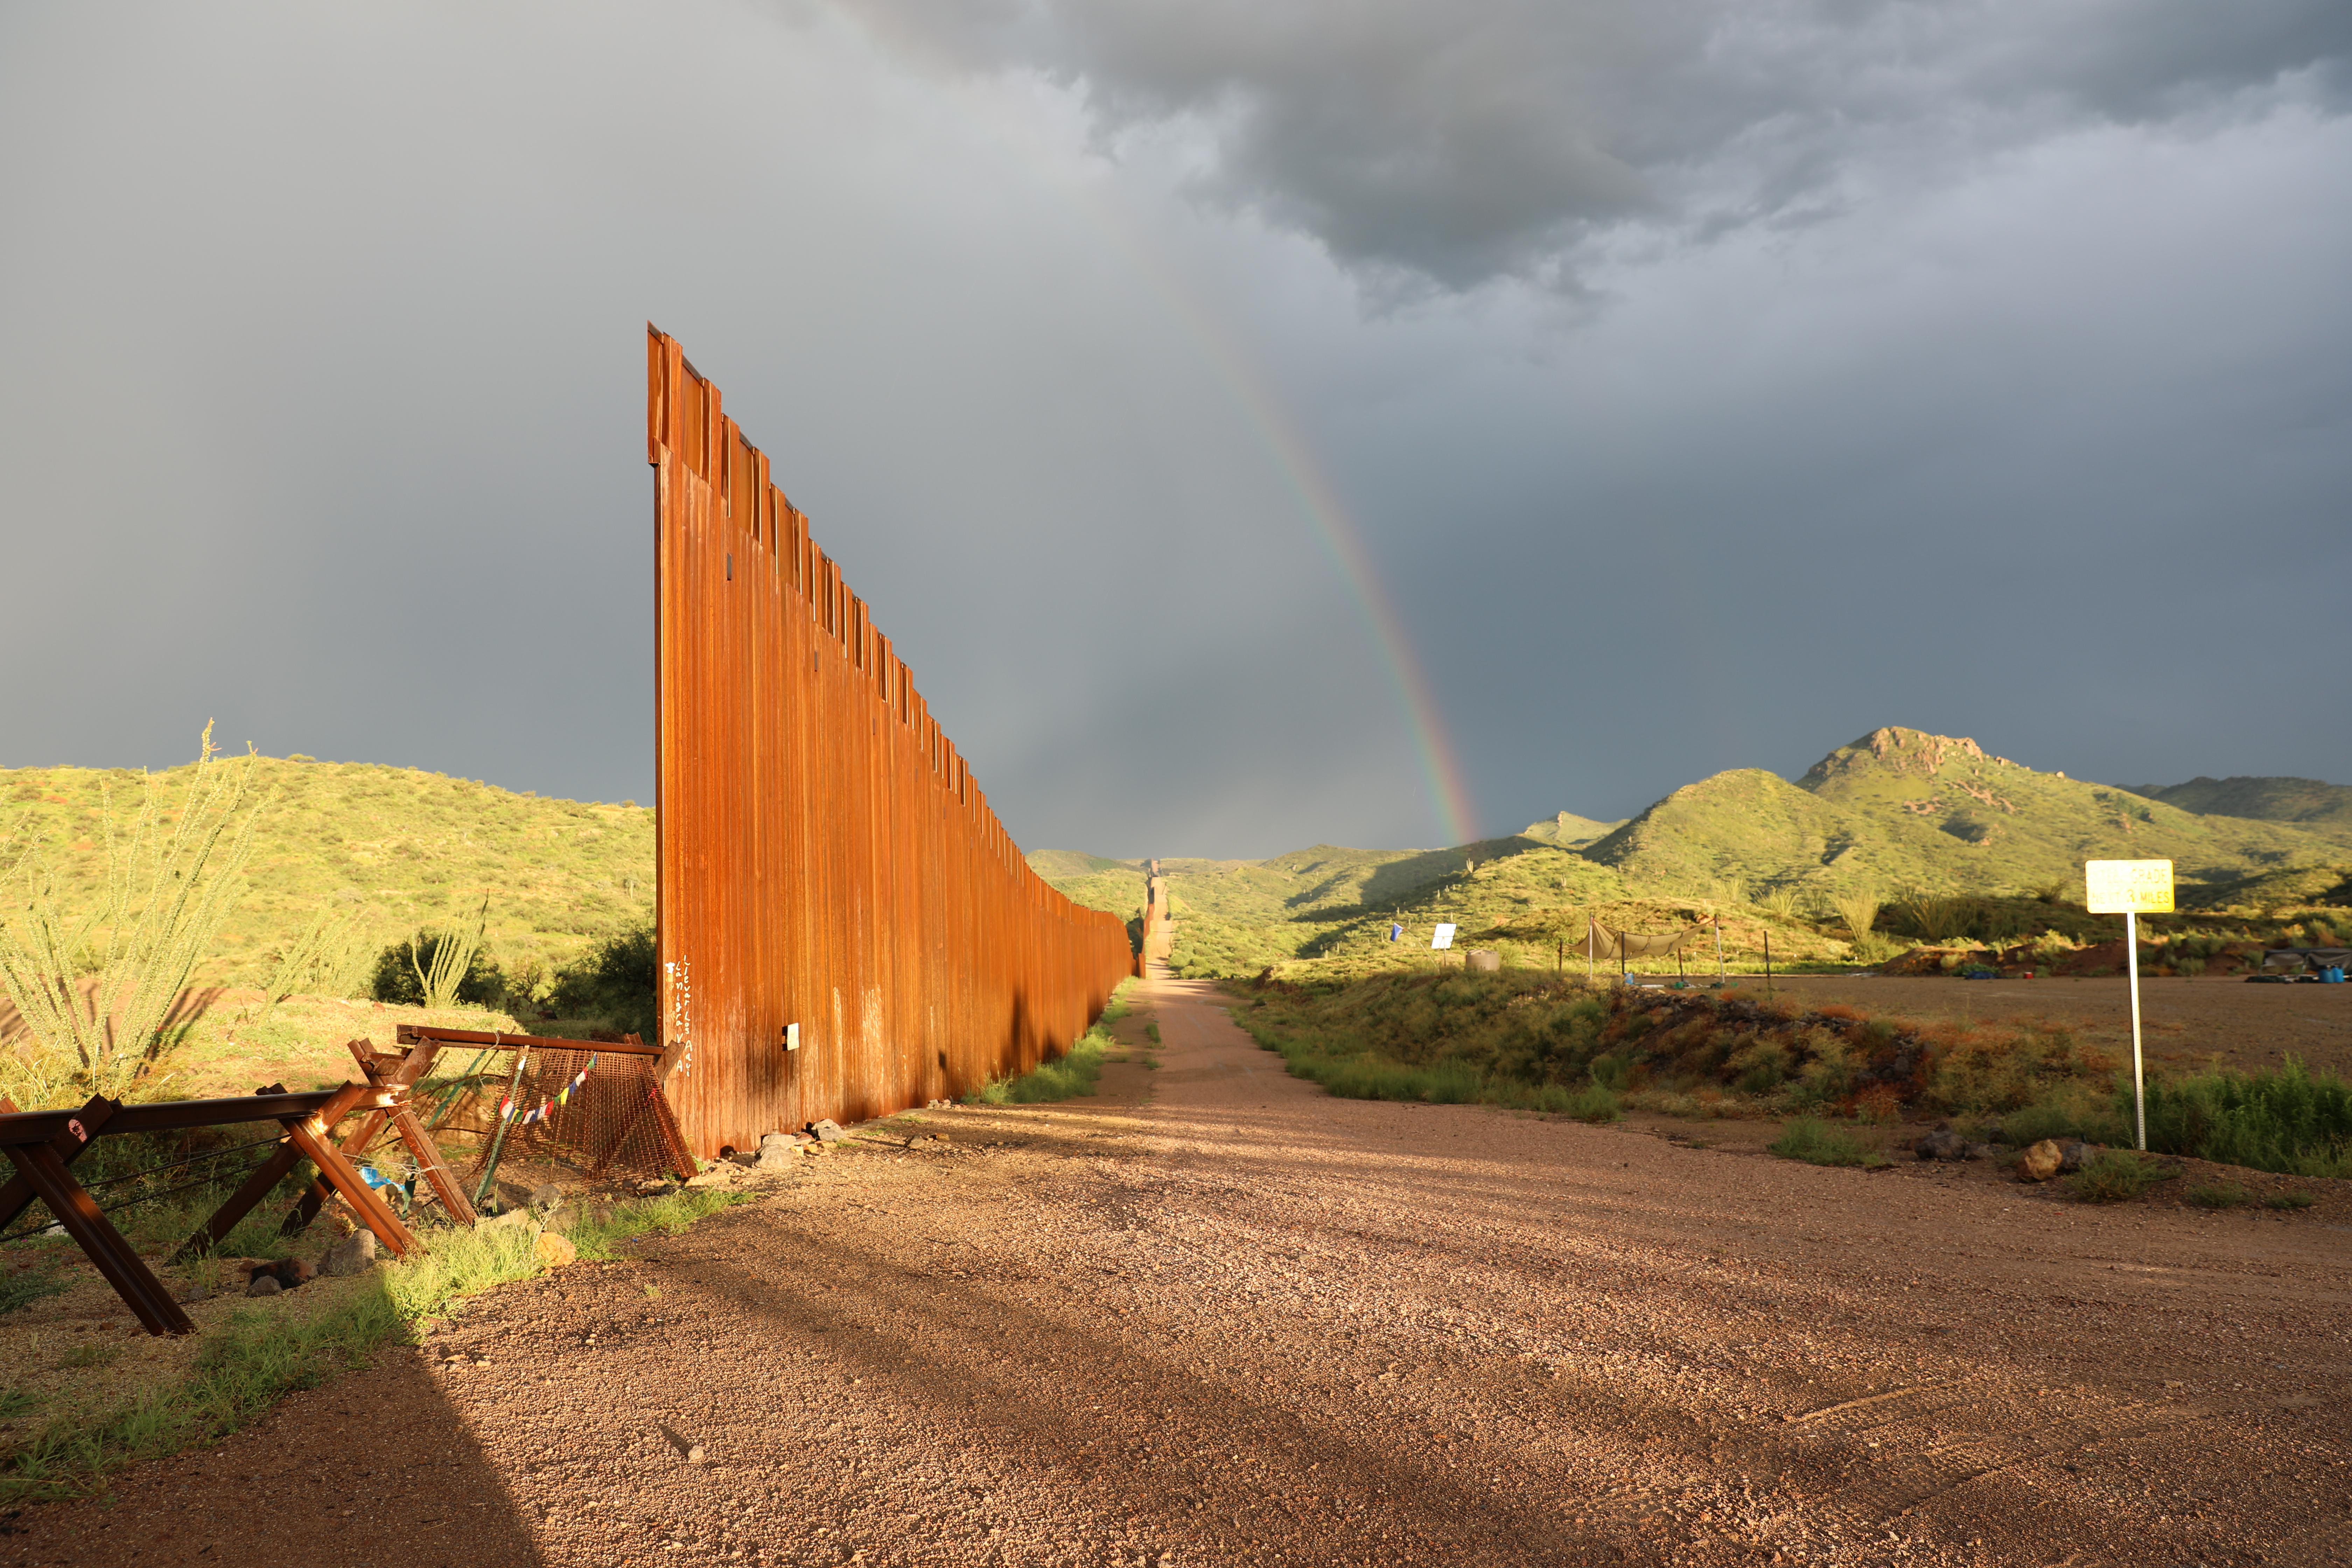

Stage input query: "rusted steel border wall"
[{"left": 648, "top": 328, "right": 1135, "bottom": 1156}]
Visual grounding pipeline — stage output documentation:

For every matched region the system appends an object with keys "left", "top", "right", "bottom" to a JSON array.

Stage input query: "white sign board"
[
  {"left": 1430, "top": 923, "right": 1457, "bottom": 950},
  {"left": 2085, "top": 859, "right": 2174, "bottom": 914}
]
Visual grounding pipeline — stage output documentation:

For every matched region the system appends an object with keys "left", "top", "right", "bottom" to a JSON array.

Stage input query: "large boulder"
[
  {"left": 320, "top": 1230, "right": 378, "bottom": 1278},
  {"left": 1914, "top": 1126, "right": 1967, "bottom": 1162},
  {"left": 2016, "top": 1139, "right": 2065, "bottom": 1182}
]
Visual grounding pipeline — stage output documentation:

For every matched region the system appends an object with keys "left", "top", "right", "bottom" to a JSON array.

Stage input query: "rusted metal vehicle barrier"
[
  {"left": 0, "top": 1085, "right": 417, "bottom": 1335},
  {"left": 648, "top": 329, "right": 1134, "bottom": 1156}
]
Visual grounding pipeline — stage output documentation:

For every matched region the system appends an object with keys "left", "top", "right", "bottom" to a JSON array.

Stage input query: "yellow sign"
[{"left": 2084, "top": 859, "right": 2174, "bottom": 914}]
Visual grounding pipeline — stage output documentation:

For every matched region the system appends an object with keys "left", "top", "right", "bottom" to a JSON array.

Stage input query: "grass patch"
[
  {"left": 2185, "top": 1183, "right": 2250, "bottom": 1209},
  {"left": 1542, "top": 1083, "right": 1623, "bottom": 1123},
  {"left": 0, "top": 1188, "right": 748, "bottom": 1505},
  {"left": 2262, "top": 1190, "right": 2317, "bottom": 1211},
  {"left": 1768, "top": 1118, "right": 1889, "bottom": 1169},
  {"left": 2137, "top": 1059, "right": 2352, "bottom": 1178},
  {"left": 971, "top": 1014, "right": 1120, "bottom": 1105},
  {"left": 0, "top": 1265, "right": 70, "bottom": 1319},
  {"left": 2066, "top": 1149, "right": 2176, "bottom": 1204}
]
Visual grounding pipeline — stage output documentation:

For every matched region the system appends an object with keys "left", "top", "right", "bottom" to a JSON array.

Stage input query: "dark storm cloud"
[
  {"left": 857, "top": 0, "right": 2352, "bottom": 286},
  {"left": 2, "top": 2, "right": 2348, "bottom": 861}
]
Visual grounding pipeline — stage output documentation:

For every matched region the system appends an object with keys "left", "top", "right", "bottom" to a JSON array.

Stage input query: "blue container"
[{"left": 2324, "top": 966, "right": 2346, "bottom": 984}]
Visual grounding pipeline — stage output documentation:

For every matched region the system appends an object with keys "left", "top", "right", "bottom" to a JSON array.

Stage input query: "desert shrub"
[
  {"left": 2067, "top": 1149, "right": 2174, "bottom": 1203},
  {"left": 1895, "top": 891, "right": 1973, "bottom": 944},
  {"left": 2185, "top": 1183, "right": 2249, "bottom": 1209},
  {"left": 544, "top": 922, "right": 656, "bottom": 1038},
  {"left": 2136, "top": 1059, "right": 2352, "bottom": 1178},
  {"left": 2262, "top": 1190, "right": 2316, "bottom": 1211},
  {"left": 2027, "top": 929, "right": 2080, "bottom": 970},
  {"left": 1997, "top": 1101, "right": 2088, "bottom": 1147},
  {"left": 1768, "top": 1118, "right": 1886, "bottom": 1169}
]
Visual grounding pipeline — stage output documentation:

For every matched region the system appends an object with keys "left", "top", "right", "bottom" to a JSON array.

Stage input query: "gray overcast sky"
[{"left": 2, "top": 1, "right": 2347, "bottom": 859}]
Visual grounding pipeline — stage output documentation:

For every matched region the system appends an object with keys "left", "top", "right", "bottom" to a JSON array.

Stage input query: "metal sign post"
[{"left": 2085, "top": 859, "right": 2175, "bottom": 1152}]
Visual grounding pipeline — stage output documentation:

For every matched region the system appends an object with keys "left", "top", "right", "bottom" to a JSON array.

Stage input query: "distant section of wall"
[
  {"left": 648, "top": 328, "right": 1134, "bottom": 1155},
  {"left": 1140, "top": 862, "right": 1175, "bottom": 968}
]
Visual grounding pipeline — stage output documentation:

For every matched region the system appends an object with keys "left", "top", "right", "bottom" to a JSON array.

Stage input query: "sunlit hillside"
[
  {"left": 1032, "top": 726, "right": 2352, "bottom": 979},
  {"left": 0, "top": 755, "right": 654, "bottom": 989}
]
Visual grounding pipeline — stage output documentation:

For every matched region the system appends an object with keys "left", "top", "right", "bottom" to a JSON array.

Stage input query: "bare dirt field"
[
  {"left": 6, "top": 976, "right": 2350, "bottom": 1568},
  {"left": 1765, "top": 973, "right": 2352, "bottom": 1078}
]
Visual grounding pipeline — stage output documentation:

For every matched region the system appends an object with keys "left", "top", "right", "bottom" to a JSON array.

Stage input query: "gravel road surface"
[{"left": 7, "top": 976, "right": 2348, "bottom": 1568}]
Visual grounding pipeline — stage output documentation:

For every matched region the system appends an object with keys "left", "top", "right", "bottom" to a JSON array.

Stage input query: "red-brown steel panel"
[{"left": 648, "top": 328, "right": 1133, "bottom": 1156}]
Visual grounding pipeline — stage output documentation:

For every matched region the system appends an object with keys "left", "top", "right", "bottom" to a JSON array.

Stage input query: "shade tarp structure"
[{"left": 1568, "top": 924, "right": 1700, "bottom": 962}]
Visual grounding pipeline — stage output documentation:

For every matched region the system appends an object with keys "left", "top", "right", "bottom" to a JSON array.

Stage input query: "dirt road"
[{"left": 9, "top": 976, "right": 2350, "bottom": 1567}]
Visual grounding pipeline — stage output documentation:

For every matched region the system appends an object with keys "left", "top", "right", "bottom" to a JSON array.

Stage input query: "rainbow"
[
  {"left": 811, "top": 5, "right": 1480, "bottom": 846},
  {"left": 1150, "top": 302, "right": 1481, "bottom": 847}
]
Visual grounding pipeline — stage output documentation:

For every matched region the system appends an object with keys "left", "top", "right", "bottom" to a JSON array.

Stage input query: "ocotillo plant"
[
  {"left": 0, "top": 722, "right": 265, "bottom": 1105},
  {"left": 409, "top": 895, "right": 490, "bottom": 1010},
  {"left": 263, "top": 900, "right": 377, "bottom": 1007}
]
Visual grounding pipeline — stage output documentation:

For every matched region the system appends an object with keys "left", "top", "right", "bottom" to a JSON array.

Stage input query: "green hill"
[
  {"left": 2125, "top": 775, "right": 2352, "bottom": 834},
  {"left": 2180, "top": 862, "right": 2352, "bottom": 911},
  {"left": 1031, "top": 725, "right": 2352, "bottom": 979},
  {"left": 1, "top": 756, "right": 654, "bottom": 989},
  {"left": 1587, "top": 728, "right": 2339, "bottom": 898},
  {"left": 1028, "top": 833, "right": 1846, "bottom": 978}
]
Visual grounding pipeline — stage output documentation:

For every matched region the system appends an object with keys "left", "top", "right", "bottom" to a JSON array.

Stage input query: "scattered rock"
[
  {"left": 320, "top": 1230, "right": 379, "bottom": 1278},
  {"left": 755, "top": 1143, "right": 801, "bottom": 1172},
  {"left": 686, "top": 1444, "right": 706, "bottom": 1465},
  {"left": 1965, "top": 1143, "right": 1997, "bottom": 1161},
  {"left": 535, "top": 1231, "right": 578, "bottom": 1268},
  {"left": 2059, "top": 1140, "right": 2097, "bottom": 1174},
  {"left": 242, "top": 1258, "right": 315, "bottom": 1290},
  {"left": 758, "top": 1131, "right": 799, "bottom": 1154},
  {"left": 2016, "top": 1139, "right": 2065, "bottom": 1182},
  {"left": 810, "top": 1119, "right": 848, "bottom": 1144},
  {"left": 1913, "top": 1127, "right": 1967, "bottom": 1162},
  {"left": 246, "top": 1275, "right": 282, "bottom": 1297},
  {"left": 481, "top": 1208, "right": 544, "bottom": 1237},
  {"left": 529, "top": 1183, "right": 566, "bottom": 1212}
]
